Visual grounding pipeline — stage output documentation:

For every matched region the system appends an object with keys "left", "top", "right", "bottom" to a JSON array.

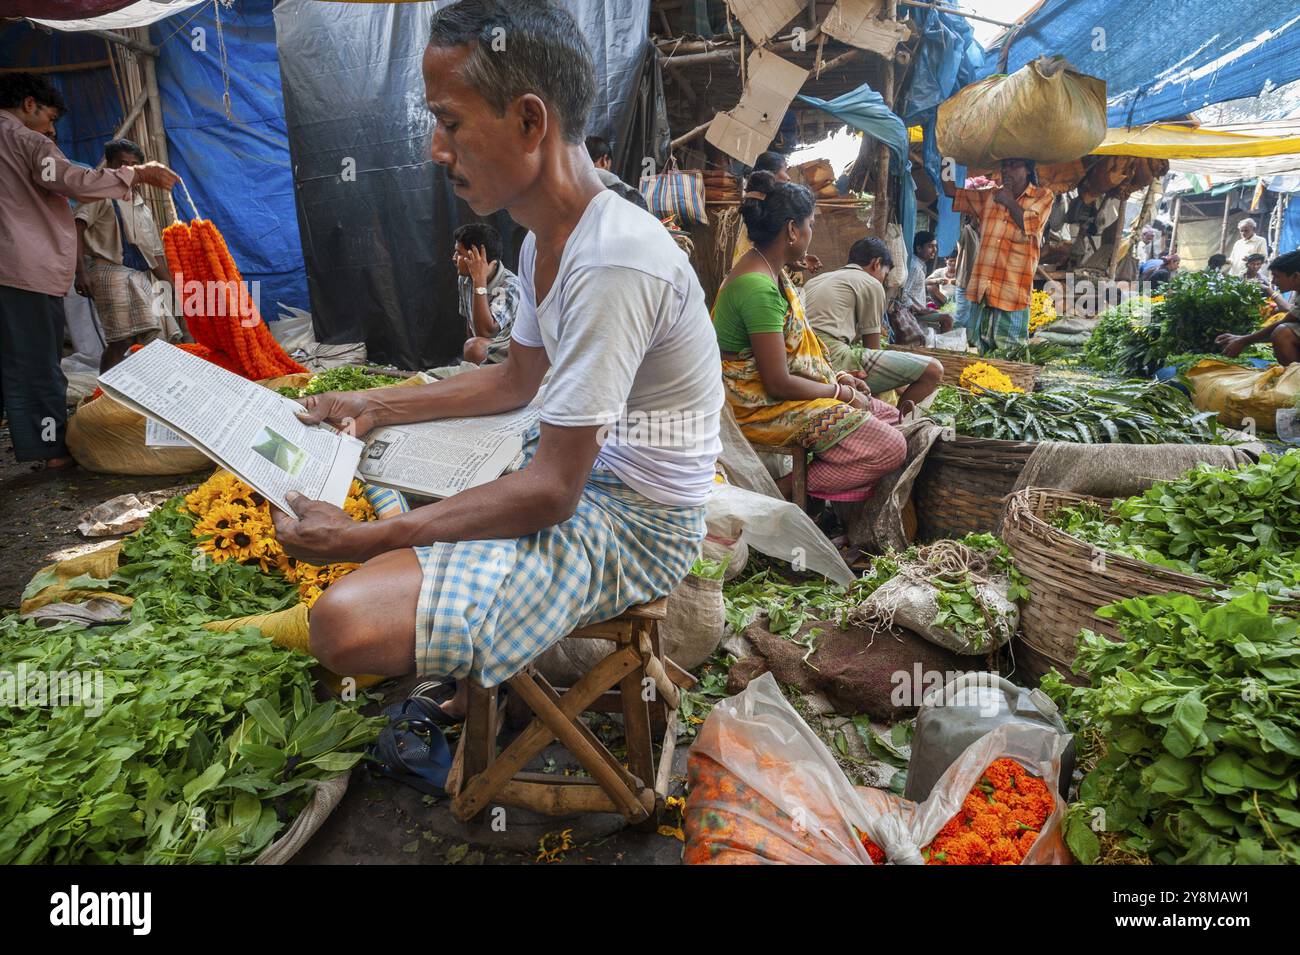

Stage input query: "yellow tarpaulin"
[{"left": 1092, "top": 123, "right": 1300, "bottom": 160}]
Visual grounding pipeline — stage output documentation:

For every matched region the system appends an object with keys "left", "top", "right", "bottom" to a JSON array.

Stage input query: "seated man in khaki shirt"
[
  {"left": 75, "top": 138, "right": 183, "bottom": 371},
  {"left": 802, "top": 236, "right": 942, "bottom": 413}
]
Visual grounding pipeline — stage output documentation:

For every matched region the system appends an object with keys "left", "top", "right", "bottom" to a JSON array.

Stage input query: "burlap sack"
[{"left": 937, "top": 57, "right": 1107, "bottom": 165}]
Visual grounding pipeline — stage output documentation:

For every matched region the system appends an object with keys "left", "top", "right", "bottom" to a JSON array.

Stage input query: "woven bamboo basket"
[
  {"left": 893, "top": 345, "right": 1042, "bottom": 393},
  {"left": 913, "top": 435, "right": 1035, "bottom": 540},
  {"left": 1001, "top": 488, "right": 1214, "bottom": 685}
]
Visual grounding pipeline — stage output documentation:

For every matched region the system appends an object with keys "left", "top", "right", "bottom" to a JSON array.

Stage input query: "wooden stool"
[
  {"left": 749, "top": 440, "right": 809, "bottom": 512},
  {"left": 445, "top": 599, "right": 693, "bottom": 826}
]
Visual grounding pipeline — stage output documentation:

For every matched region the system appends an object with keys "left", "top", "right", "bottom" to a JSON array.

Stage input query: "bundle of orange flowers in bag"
[
  {"left": 859, "top": 758, "right": 1054, "bottom": 865},
  {"left": 162, "top": 218, "right": 307, "bottom": 380}
]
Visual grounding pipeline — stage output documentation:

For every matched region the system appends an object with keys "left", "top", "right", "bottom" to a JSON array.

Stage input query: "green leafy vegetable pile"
[
  {"left": 3, "top": 489, "right": 384, "bottom": 864},
  {"left": 1045, "top": 591, "right": 1299, "bottom": 865},
  {"left": 1083, "top": 273, "right": 1267, "bottom": 377},
  {"left": 723, "top": 533, "right": 1025, "bottom": 653},
  {"left": 0, "top": 615, "right": 382, "bottom": 864},
  {"left": 116, "top": 499, "right": 299, "bottom": 624},
  {"left": 1082, "top": 295, "right": 1161, "bottom": 374},
  {"left": 277, "top": 365, "right": 404, "bottom": 398},
  {"left": 928, "top": 381, "right": 1223, "bottom": 444},
  {"left": 1050, "top": 451, "right": 1300, "bottom": 601}
]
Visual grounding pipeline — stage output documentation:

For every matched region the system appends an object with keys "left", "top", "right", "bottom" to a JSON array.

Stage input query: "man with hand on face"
[
  {"left": 453, "top": 221, "right": 519, "bottom": 365},
  {"left": 942, "top": 158, "right": 1053, "bottom": 355},
  {"left": 270, "top": 0, "right": 723, "bottom": 722},
  {"left": 0, "top": 72, "right": 179, "bottom": 470}
]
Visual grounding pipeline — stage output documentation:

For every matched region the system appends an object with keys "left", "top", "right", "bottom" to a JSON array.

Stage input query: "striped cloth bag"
[{"left": 639, "top": 157, "right": 709, "bottom": 226}]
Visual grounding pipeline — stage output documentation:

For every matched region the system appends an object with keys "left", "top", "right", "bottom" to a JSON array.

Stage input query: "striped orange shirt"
[{"left": 953, "top": 184, "right": 1054, "bottom": 312}]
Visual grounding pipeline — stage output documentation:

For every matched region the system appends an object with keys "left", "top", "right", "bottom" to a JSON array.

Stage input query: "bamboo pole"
[
  {"left": 89, "top": 29, "right": 157, "bottom": 57},
  {"left": 1218, "top": 191, "right": 1232, "bottom": 255},
  {"left": 671, "top": 119, "right": 712, "bottom": 152},
  {"left": 0, "top": 60, "right": 110, "bottom": 75}
]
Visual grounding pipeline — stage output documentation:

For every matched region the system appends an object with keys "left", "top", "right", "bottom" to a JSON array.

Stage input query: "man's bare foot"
[{"left": 439, "top": 679, "right": 469, "bottom": 720}]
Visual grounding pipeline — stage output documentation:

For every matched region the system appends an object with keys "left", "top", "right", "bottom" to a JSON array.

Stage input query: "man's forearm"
[
  {"left": 470, "top": 293, "right": 499, "bottom": 337},
  {"left": 350, "top": 466, "right": 573, "bottom": 559},
  {"left": 365, "top": 359, "right": 534, "bottom": 427}
]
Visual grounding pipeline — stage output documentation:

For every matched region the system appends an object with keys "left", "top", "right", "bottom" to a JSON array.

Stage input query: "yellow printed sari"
[{"left": 717, "top": 272, "right": 870, "bottom": 454}]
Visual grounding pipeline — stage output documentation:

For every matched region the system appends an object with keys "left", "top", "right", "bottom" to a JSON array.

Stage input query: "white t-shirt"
[{"left": 512, "top": 189, "right": 723, "bottom": 507}]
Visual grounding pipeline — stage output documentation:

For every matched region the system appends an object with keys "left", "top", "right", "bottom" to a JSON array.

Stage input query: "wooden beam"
[
  {"left": 90, "top": 29, "right": 158, "bottom": 57},
  {"left": 0, "top": 60, "right": 110, "bottom": 75},
  {"left": 671, "top": 119, "right": 712, "bottom": 151},
  {"left": 899, "top": 0, "right": 1018, "bottom": 28}
]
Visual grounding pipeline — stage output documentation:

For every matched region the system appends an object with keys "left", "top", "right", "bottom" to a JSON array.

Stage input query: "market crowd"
[{"left": 3, "top": 0, "right": 1299, "bottom": 727}]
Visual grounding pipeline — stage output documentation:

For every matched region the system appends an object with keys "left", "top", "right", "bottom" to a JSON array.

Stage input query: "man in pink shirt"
[{"left": 1, "top": 73, "right": 178, "bottom": 468}]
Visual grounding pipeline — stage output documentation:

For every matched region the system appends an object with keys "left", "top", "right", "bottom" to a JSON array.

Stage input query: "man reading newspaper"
[{"left": 271, "top": 0, "right": 722, "bottom": 721}]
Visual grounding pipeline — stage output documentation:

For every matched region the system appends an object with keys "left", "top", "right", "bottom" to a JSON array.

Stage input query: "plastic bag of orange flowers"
[{"left": 683, "top": 673, "right": 1072, "bottom": 865}]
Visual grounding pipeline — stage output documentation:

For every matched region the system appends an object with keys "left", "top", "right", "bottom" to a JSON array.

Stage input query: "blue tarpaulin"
[
  {"left": 899, "top": 6, "right": 984, "bottom": 256},
  {"left": 1280, "top": 196, "right": 1300, "bottom": 255},
  {"left": 989, "top": 0, "right": 1300, "bottom": 127},
  {"left": 152, "top": 0, "right": 307, "bottom": 320},
  {"left": 797, "top": 87, "right": 916, "bottom": 254}
]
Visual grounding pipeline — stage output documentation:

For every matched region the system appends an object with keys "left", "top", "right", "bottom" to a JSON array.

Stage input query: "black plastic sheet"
[{"left": 274, "top": 0, "right": 651, "bottom": 369}]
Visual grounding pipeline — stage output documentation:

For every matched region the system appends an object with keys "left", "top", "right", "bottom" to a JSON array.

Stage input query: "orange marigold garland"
[
  {"left": 161, "top": 218, "right": 307, "bottom": 380},
  {"left": 859, "top": 758, "right": 1054, "bottom": 865}
]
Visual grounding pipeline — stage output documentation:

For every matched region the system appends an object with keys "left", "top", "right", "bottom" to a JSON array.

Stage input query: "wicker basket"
[
  {"left": 1001, "top": 488, "right": 1214, "bottom": 685},
  {"left": 913, "top": 435, "right": 1035, "bottom": 540},
  {"left": 894, "top": 345, "right": 1042, "bottom": 393}
]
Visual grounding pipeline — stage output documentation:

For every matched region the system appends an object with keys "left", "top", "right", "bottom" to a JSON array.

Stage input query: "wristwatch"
[{"left": 474, "top": 286, "right": 488, "bottom": 296}]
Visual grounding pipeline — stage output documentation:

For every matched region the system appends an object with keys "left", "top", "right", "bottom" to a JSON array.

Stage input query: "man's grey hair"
[
  {"left": 428, "top": 0, "right": 596, "bottom": 144},
  {"left": 1239, "top": 218, "right": 1257, "bottom": 230}
]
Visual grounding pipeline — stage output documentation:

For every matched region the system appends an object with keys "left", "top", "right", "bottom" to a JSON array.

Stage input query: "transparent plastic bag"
[
  {"left": 684, "top": 672, "right": 1071, "bottom": 865},
  {"left": 859, "top": 721, "right": 1072, "bottom": 865}
]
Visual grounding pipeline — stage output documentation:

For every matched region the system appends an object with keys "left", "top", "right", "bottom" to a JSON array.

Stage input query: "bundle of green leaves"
[
  {"left": 113, "top": 499, "right": 300, "bottom": 625},
  {"left": 722, "top": 534, "right": 1025, "bottom": 654},
  {"left": 1082, "top": 296, "right": 1161, "bottom": 374},
  {"left": 1158, "top": 269, "right": 1267, "bottom": 362},
  {"left": 1050, "top": 451, "right": 1300, "bottom": 600},
  {"left": 928, "top": 381, "right": 1223, "bottom": 445},
  {"left": 0, "top": 616, "right": 382, "bottom": 864},
  {"left": 1083, "top": 274, "right": 1267, "bottom": 377},
  {"left": 277, "top": 365, "right": 404, "bottom": 398},
  {"left": 1045, "top": 591, "right": 1299, "bottom": 865}
]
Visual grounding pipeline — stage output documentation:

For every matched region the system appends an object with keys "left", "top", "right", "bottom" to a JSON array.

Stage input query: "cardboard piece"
[
  {"left": 724, "top": 0, "right": 805, "bottom": 45},
  {"left": 705, "top": 48, "right": 810, "bottom": 166},
  {"left": 821, "top": 0, "right": 911, "bottom": 55}
]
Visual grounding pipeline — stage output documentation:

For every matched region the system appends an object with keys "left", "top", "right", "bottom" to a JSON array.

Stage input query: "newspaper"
[
  {"left": 102, "top": 340, "right": 541, "bottom": 513},
  {"left": 98, "top": 341, "right": 364, "bottom": 516},
  {"left": 358, "top": 403, "right": 540, "bottom": 499}
]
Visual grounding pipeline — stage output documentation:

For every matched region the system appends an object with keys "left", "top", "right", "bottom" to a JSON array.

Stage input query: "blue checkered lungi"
[
  {"left": 966, "top": 299, "right": 1030, "bottom": 355},
  {"left": 408, "top": 433, "right": 705, "bottom": 687}
]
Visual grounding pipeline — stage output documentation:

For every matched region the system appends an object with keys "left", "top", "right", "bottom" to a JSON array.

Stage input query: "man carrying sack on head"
[
  {"left": 0, "top": 73, "right": 179, "bottom": 469},
  {"left": 269, "top": 0, "right": 723, "bottom": 722},
  {"left": 942, "top": 159, "right": 1053, "bottom": 355}
]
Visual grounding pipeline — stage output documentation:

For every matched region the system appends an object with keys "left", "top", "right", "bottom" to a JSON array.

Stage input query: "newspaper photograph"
[{"left": 98, "top": 340, "right": 364, "bottom": 515}]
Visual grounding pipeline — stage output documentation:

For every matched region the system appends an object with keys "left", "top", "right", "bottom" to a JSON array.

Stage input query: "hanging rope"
[
  {"left": 175, "top": 176, "right": 203, "bottom": 222},
  {"left": 214, "top": 0, "right": 234, "bottom": 122}
]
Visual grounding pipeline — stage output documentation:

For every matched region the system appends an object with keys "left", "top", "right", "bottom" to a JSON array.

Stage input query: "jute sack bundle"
[
  {"left": 66, "top": 394, "right": 211, "bottom": 475},
  {"left": 66, "top": 373, "right": 313, "bottom": 476},
  {"left": 937, "top": 56, "right": 1106, "bottom": 166},
  {"left": 535, "top": 572, "right": 725, "bottom": 685},
  {"left": 1185, "top": 360, "right": 1300, "bottom": 430}
]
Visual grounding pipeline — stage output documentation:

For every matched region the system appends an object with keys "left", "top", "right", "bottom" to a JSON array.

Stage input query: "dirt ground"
[{"left": 0, "top": 426, "right": 687, "bottom": 865}]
